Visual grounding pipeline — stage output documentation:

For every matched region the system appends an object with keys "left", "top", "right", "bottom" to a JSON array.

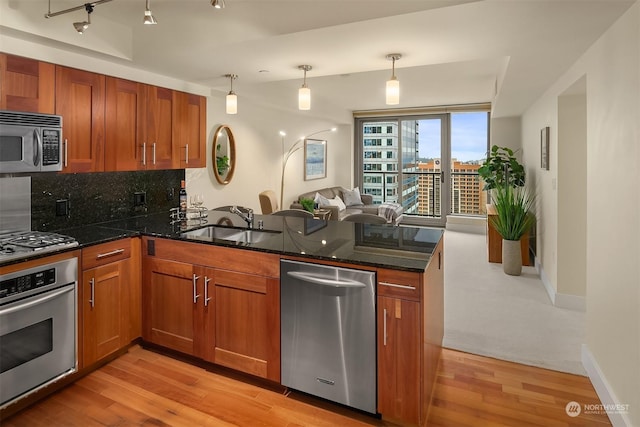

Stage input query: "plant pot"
[{"left": 502, "top": 239, "right": 522, "bottom": 276}]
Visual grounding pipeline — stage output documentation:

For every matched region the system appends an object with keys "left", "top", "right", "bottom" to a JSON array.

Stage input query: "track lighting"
[
  {"left": 225, "top": 74, "right": 238, "bottom": 114},
  {"left": 73, "top": 4, "right": 93, "bottom": 34},
  {"left": 211, "top": 0, "right": 225, "bottom": 9},
  {"left": 385, "top": 53, "right": 401, "bottom": 105},
  {"left": 143, "top": 0, "right": 157, "bottom": 24},
  {"left": 298, "top": 65, "right": 312, "bottom": 110},
  {"left": 45, "top": 0, "right": 113, "bottom": 33}
]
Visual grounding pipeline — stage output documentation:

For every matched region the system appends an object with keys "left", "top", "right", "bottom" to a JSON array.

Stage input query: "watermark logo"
[
  {"left": 565, "top": 401, "right": 630, "bottom": 417},
  {"left": 565, "top": 401, "right": 581, "bottom": 417}
]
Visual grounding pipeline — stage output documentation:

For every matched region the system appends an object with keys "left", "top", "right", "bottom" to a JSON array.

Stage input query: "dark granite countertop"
[{"left": 2, "top": 210, "right": 444, "bottom": 272}]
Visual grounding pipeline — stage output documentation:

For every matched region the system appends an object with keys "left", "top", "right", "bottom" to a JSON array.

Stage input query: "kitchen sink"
[{"left": 181, "top": 225, "right": 281, "bottom": 244}]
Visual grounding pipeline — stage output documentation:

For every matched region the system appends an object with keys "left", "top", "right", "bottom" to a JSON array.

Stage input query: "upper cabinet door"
[
  {"left": 0, "top": 54, "right": 55, "bottom": 114},
  {"left": 145, "top": 85, "right": 174, "bottom": 170},
  {"left": 172, "top": 91, "right": 206, "bottom": 169},
  {"left": 55, "top": 65, "right": 105, "bottom": 173},
  {"left": 105, "top": 77, "right": 145, "bottom": 171}
]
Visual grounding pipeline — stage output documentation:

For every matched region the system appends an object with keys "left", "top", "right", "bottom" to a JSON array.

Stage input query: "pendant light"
[
  {"left": 225, "top": 74, "right": 238, "bottom": 114},
  {"left": 298, "top": 65, "right": 312, "bottom": 110},
  {"left": 385, "top": 53, "right": 401, "bottom": 105},
  {"left": 143, "top": 0, "right": 157, "bottom": 24}
]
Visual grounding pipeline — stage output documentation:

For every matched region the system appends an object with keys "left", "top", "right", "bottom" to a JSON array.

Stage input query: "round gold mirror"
[{"left": 212, "top": 124, "right": 236, "bottom": 185}]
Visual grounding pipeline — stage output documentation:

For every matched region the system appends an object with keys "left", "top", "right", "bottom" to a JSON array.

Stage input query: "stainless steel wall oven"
[{"left": 0, "top": 257, "right": 78, "bottom": 408}]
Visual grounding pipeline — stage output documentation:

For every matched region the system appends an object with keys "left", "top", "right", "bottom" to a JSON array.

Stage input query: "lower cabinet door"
[
  {"left": 209, "top": 269, "right": 280, "bottom": 381},
  {"left": 143, "top": 257, "right": 196, "bottom": 355},
  {"left": 377, "top": 295, "right": 421, "bottom": 424},
  {"left": 82, "top": 259, "right": 130, "bottom": 367}
]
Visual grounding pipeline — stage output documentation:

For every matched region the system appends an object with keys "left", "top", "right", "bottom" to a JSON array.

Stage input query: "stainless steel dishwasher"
[{"left": 280, "top": 259, "right": 376, "bottom": 414}]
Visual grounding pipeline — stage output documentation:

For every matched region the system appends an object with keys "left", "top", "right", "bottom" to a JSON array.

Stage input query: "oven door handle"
[{"left": 0, "top": 285, "right": 74, "bottom": 316}]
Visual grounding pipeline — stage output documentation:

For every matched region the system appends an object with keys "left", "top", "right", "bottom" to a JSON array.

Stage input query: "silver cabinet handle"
[
  {"left": 89, "top": 277, "right": 95, "bottom": 308},
  {"left": 383, "top": 308, "right": 387, "bottom": 346},
  {"left": 185, "top": 144, "right": 189, "bottom": 165},
  {"left": 204, "top": 276, "right": 211, "bottom": 306},
  {"left": 96, "top": 248, "right": 125, "bottom": 259},
  {"left": 152, "top": 143, "right": 157, "bottom": 165},
  {"left": 142, "top": 142, "right": 147, "bottom": 166},
  {"left": 379, "top": 281, "right": 416, "bottom": 290},
  {"left": 64, "top": 138, "right": 68, "bottom": 167},
  {"left": 192, "top": 274, "right": 200, "bottom": 303},
  {"left": 286, "top": 271, "right": 366, "bottom": 288}
]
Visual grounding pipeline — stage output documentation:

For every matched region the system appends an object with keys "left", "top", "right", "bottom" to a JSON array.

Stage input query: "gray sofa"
[{"left": 290, "top": 186, "right": 377, "bottom": 220}]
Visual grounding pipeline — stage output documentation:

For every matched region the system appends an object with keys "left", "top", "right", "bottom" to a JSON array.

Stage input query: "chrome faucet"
[{"left": 230, "top": 206, "right": 254, "bottom": 228}]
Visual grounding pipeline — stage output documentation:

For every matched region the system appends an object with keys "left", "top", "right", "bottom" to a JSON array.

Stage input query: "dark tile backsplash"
[{"left": 31, "top": 170, "right": 184, "bottom": 231}]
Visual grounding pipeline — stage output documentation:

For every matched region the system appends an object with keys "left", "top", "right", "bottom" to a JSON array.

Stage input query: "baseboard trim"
[
  {"left": 555, "top": 292, "right": 586, "bottom": 311},
  {"left": 582, "top": 345, "right": 632, "bottom": 427},
  {"left": 536, "top": 261, "right": 586, "bottom": 311}
]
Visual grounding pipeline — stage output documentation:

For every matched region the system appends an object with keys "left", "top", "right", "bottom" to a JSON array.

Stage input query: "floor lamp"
[{"left": 280, "top": 127, "right": 337, "bottom": 210}]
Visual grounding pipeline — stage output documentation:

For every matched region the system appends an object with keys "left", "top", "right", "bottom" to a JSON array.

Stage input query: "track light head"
[
  {"left": 73, "top": 4, "right": 92, "bottom": 34},
  {"left": 73, "top": 20, "right": 89, "bottom": 33},
  {"left": 143, "top": 0, "right": 157, "bottom": 24}
]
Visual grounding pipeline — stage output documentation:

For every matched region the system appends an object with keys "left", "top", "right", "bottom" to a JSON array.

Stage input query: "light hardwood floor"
[{"left": 3, "top": 345, "right": 611, "bottom": 427}]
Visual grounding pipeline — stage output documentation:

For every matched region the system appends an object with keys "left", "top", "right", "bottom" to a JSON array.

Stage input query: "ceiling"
[{"left": 0, "top": 0, "right": 635, "bottom": 121}]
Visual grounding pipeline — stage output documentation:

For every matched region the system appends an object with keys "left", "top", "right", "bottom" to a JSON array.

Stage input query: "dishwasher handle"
[{"left": 286, "top": 271, "right": 366, "bottom": 288}]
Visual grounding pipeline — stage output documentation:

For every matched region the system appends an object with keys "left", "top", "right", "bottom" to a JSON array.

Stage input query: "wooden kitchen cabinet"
[
  {"left": 208, "top": 268, "right": 280, "bottom": 381},
  {"left": 142, "top": 238, "right": 280, "bottom": 381},
  {"left": 377, "top": 295, "right": 421, "bottom": 424},
  {"left": 144, "top": 85, "right": 174, "bottom": 169},
  {"left": 3, "top": 54, "right": 204, "bottom": 172},
  {"left": 172, "top": 91, "right": 206, "bottom": 168},
  {"left": 0, "top": 53, "right": 55, "bottom": 114},
  {"left": 55, "top": 65, "right": 105, "bottom": 173},
  {"left": 104, "top": 78, "right": 175, "bottom": 171},
  {"left": 143, "top": 256, "right": 198, "bottom": 355},
  {"left": 105, "top": 77, "right": 144, "bottom": 171},
  {"left": 376, "top": 236, "right": 444, "bottom": 426},
  {"left": 80, "top": 238, "right": 138, "bottom": 368}
]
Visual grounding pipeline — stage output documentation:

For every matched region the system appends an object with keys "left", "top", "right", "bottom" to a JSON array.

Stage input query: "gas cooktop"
[{"left": 0, "top": 231, "right": 78, "bottom": 262}]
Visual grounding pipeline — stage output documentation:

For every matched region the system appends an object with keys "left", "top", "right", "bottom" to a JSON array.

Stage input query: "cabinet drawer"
[
  {"left": 82, "top": 239, "right": 131, "bottom": 269},
  {"left": 377, "top": 269, "right": 421, "bottom": 301}
]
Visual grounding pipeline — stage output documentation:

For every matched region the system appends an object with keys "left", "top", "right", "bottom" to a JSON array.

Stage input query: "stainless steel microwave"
[{"left": 0, "top": 110, "right": 63, "bottom": 173}]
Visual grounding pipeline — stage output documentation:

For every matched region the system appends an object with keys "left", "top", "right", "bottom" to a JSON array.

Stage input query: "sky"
[{"left": 418, "top": 112, "right": 488, "bottom": 162}]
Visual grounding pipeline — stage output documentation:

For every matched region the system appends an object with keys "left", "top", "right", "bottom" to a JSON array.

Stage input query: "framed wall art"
[
  {"left": 540, "top": 126, "right": 550, "bottom": 170},
  {"left": 304, "top": 138, "right": 327, "bottom": 180}
]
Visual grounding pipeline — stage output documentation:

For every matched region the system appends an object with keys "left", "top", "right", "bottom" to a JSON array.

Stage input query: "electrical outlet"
[
  {"left": 56, "top": 199, "right": 69, "bottom": 217},
  {"left": 134, "top": 191, "right": 147, "bottom": 207},
  {"left": 167, "top": 187, "right": 175, "bottom": 201}
]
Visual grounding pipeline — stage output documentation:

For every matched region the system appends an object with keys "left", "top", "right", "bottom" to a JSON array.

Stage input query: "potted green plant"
[
  {"left": 478, "top": 145, "right": 526, "bottom": 191},
  {"left": 489, "top": 184, "right": 536, "bottom": 276},
  {"left": 299, "top": 197, "right": 315, "bottom": 213}
]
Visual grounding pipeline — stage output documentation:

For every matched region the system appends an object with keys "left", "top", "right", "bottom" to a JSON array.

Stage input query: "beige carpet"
[{"left": 442, "top": 229, "right": 586, "bottom": 375}]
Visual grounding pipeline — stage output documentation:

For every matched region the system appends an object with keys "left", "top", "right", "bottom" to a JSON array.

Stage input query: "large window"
[{"left": 355, "top": 107, "right": 490, "bottom": 226}]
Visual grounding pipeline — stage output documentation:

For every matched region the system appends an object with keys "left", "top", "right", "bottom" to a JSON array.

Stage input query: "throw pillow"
[
  {"left": 314, "top": 192, "right": 330, "bottom": 207},
  {"left": 326, "top": 195, "right": 346, "bottom": 211},
  {"left": 342, "top": 187, "right": 363, "bottom": 207}
]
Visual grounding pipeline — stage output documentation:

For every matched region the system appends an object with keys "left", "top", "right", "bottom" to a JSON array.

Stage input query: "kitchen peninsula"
[{"left": 1, "top": 210, "right": 444, "bottom": 427}]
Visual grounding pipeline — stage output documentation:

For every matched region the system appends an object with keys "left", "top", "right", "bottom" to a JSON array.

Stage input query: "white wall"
[
  {"left": 490, "top": 116, "right": 521, "bottom": 156},
  {"left": 557, "top": 88, "right": 587, "bottom": 299},
  {"left": 521, "top": 3, "right": 639, "bottom": 425},
  {"left": 186, "top": 91, "right": 353, "bottom": 213}
]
